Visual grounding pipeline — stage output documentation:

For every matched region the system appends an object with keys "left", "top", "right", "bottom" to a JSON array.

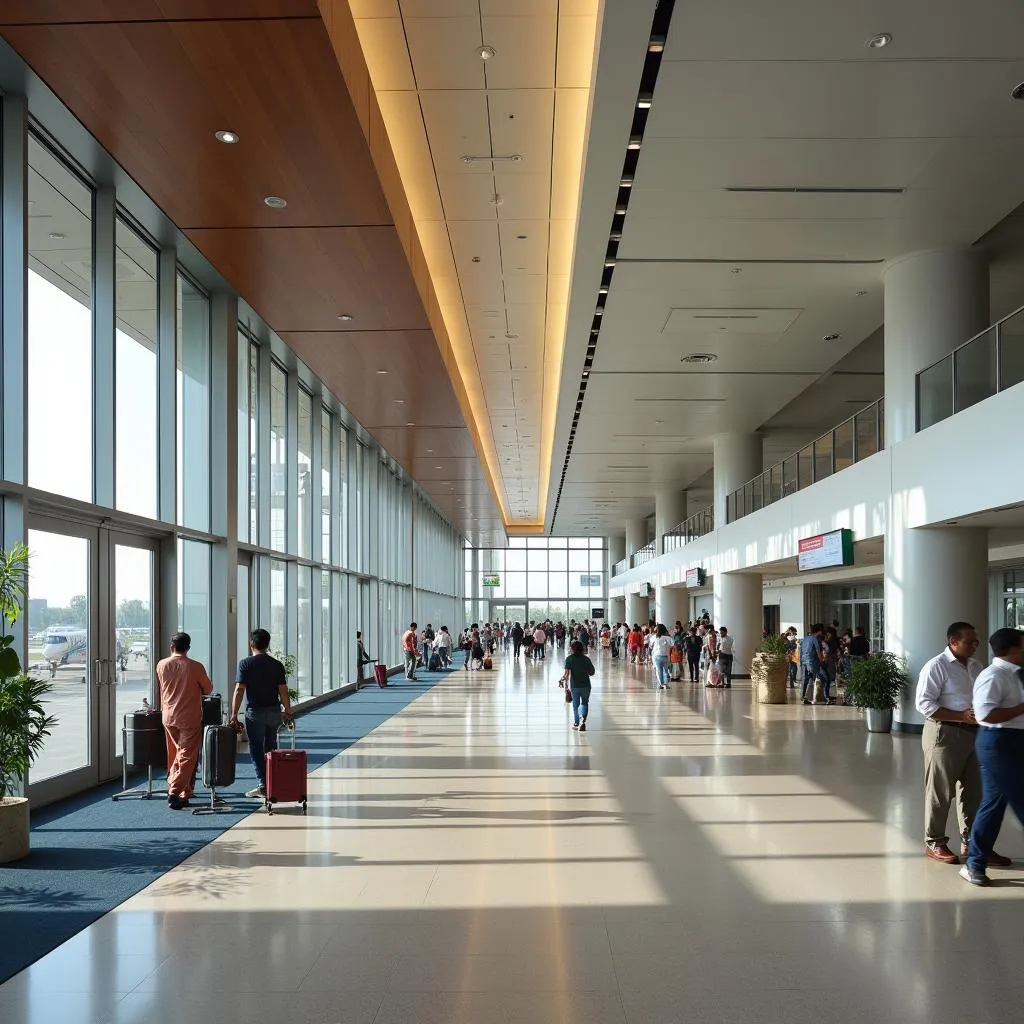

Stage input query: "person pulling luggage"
[
  {"left": 156, "top": 632, "right": 214, "bottom": 810},
  {"left": 229, "top": 628, "right": 293, "bottom": 800}
]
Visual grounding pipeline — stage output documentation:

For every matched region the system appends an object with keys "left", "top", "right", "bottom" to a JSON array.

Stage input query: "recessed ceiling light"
[
  {"left": 394, "top": 399, "right": 405, "bottom": 404},
  {"left": 376, "top": 369, "right": 388, "bottom": 375},
  {"left": 822, "top": 333, "right": 842, "bottom": 342},
  {"left": 627, "top": 136, "right": 642, "bottom": 150},
  {"left": 337, "top": 314, "right": 353, "bottom": 321},
  {"left": 637, "top": 94, "right": 653, "bottom": 109},
  {"left": 477, "top": 44, "right": 496, "bottom": 61},
  {"left": 263, "top": 195, "right": 288, "bottom": 209},
  {"left": 680, "top": 353, "right": 718, "bottom": 364},
  {"left": 598, "top": 286, "right": 608, "bottom": 294},
  {"left": 604, "top": 259, "right": 616, "bottom": 268},
  {"left": 865, "top": 32, "right": 892, "bottom": 49},
  {"left": 648, "top": 36, "right": 666, "bottom": 53},
  {"left": 615, "top": 204, "right": 627, "bottom": 215},
  {"left": 48, "top": 231, "right": 65, "bottom": 240},
  {"left": 425, "top": 449, "right": 433, "bottom": 453},
  {"left": 215, "top": 130, "right": 239, "bottom": 144},
  {"left": 406, "top": 421, "right": 415, "bottom": 426},
  {"left": 620, "top": 176, "right": 634, "bottom": 187},
  {"left": 856, "top": 289, "right": 868, "bottom": 296}
]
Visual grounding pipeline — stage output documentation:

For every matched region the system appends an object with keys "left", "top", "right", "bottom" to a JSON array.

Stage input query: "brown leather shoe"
[
  {"left": 926, "top": 843, "right": 959, "bottom": 864},
  {"left": 961, "top": 843, "right": 1012, "bottom": 867}
]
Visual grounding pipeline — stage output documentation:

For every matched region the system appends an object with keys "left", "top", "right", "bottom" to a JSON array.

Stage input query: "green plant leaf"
[{"left": 0, "top": 646, "right": 21, "bottom": 678}]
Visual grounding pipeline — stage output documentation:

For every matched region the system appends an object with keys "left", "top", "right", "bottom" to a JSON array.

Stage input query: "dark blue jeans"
[
  {"left": 968, "top": 728, "right": 1024, "bottom": 872},
  {"left": 245, "top": 706, "right": 282, "bottom": 787},
  {"left": 571, "top": 686, "right": 591, "bottom": 725},
  {"left": 801, "top": 665, "right": 828, "bottom": 701}
]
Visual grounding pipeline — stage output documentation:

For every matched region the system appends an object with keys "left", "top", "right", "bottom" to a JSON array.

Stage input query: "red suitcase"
[
  {"left": 265, "top": 725, "right": 307, "bottom": 815},
  {"left": 373, "top": 662, "right": 388, "bottom": 688}
]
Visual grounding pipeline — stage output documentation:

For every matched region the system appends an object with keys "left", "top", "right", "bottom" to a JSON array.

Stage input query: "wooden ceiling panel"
[
  {"left": 283, "top": 330, "right": 466, "bottom": 431},
  {"left": 190, "top": 227, "right": 428, "bottom": 332},
  {"left": 0, "top": 1, "right": 318, "bottom": 23},
  {"left": 1, "top": 19, "right": 391, "bottom": 228}
]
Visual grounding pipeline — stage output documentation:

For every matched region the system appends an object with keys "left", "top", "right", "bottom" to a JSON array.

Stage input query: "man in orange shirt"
[{"left": 156, "top": 632, "right": 213, "bottom": 809}]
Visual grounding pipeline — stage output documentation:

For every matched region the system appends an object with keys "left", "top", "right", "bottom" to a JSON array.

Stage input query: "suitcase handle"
[{"left": 278, "top": 720, "right": 296, "bottom": 749}]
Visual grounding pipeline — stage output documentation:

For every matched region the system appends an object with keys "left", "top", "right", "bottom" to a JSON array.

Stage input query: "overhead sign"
[
  {"left": 482, "top": 573, "right": 501, "bottom": 587},
  {"left": 638, "top": 582, "right": 650, "bottom": 598},
  {"left": 580, "top": 573, "right": 601, "bottom": 587},
  {"left": 591, "top": 607, "right": 606, "bottom": 620},
  {"left": 685, "top": 567, "right": 706, "bottom": 588},
  {"left": 798, "top": 529, "right": 854, "bottom": 572}
]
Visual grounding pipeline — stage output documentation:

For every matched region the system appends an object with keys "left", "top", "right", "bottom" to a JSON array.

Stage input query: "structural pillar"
[
  {"left": 883, "top": 248, "right": 990, "bottom": 731},
  {"left": 608, "top": 535, "right": 626, "bottom": 624},
  {"left": 656, "top": 585, "right": 687, "bottom": 628},
  {"left": 625, "top": 516, "right": 647, "bottom": 560},
  {"left": 713, "top": 570, "right": 763, "bottom": 679},
  {"left": 654, "top": 487, "right": 686, "bottom": 554},
  {"left": 713, "top": 433, "right": 762, "bottom": 527},
  {"left": 626, "top": 592, "right": 648, "bottom": 627}
]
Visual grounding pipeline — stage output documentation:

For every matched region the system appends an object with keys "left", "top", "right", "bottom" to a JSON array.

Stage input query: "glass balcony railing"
[
  {"left": 917, "top": 304, "right": 1024, "bottom": 430},
  {"left": 727, "top": 398, "right": 884, "bottom": 524},
  {"left": 664, "top": 507, "right": 714, "bottom": 552},
  {"left": 613, "top": 557, "right": 629, "bottom": 576},
  {"left": 632, "top": 541, "right": 657, "bottom": 567}
]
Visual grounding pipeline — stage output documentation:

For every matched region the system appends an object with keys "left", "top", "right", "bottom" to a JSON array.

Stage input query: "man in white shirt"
[
  {"left": 915, "top": 621, "right": 1010, "bottom": 866},
  {"left": 961, "top": 628, "right": 1024, "bottom": 886}
]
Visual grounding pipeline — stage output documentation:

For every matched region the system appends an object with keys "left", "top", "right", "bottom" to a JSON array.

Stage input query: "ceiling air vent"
[
  {"left": 724, "top": 186, "right": 904, "bottom": 195},
  {"left": 680, "top": 353, "right": 718, "bottom": 364}
]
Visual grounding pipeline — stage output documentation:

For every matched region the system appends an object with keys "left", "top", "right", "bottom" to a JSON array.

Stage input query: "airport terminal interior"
[{"left": 3, "top": 1, "right": 1024, "bottom": 1021}]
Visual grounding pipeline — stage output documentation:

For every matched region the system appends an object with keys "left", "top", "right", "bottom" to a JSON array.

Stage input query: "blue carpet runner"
[{"left": 0, "top": 672, "right": 445, "bottom": 984}]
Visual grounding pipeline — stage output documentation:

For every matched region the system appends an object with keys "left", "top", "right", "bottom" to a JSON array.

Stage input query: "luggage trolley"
[{"left": 112, "top": 703, "right": 167, "bottom": 801}]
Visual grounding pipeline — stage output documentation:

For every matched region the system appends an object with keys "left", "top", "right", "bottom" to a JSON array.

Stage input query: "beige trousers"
[{"left": 922, "top": 718, "right": 981, "bottom": 846}]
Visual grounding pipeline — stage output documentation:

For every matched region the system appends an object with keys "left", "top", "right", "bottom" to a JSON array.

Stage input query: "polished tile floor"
[{"left": 4, "top": 651, "right": 1024, "bottom": 1023}]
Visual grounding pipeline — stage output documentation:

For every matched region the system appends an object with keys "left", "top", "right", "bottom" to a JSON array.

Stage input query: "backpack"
[{"left": 707, "top": 662, "right": 723, "bottom": 687}]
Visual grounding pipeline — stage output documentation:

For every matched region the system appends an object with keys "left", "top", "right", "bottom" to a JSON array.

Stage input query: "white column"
[
  {"left": 713, "top": 571, "right": 762, "bottom": 678},
  {"left": 656, "top": 585, "right": 687, "bottom": 628},
  {"left": 655, "top": 487, "right": 686, "bottom": 554},
  {"left": 608, "top": 535, "right": 626, "bottom": 623},
  {"left": 626, "top": 593, "right": 647, "bottom": 627},
  {"left": 883, "top": 248, "right": 990, "bottom": 730},
  {"left": 625, "top": 516, "right": 647, "bottom": 559},
  {"left": 883, "top": 248, "right": 989, "bottom": 446},
  {"left": 713, "top": 433, "right": 762, "bottom": 527}
]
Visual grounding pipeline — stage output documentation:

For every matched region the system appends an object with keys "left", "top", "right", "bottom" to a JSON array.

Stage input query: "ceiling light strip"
[{"left": 552, "top": 0, "right": 677, "bottom": 531}]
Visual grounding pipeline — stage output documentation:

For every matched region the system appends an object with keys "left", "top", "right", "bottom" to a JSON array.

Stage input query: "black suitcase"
[
  {"left": 202, "top": 724, "right": 236, "bottom": 788},
  {"left": 124, "top": 709, "right": 164, "bottom": 770},
  {"left": 428, "top": 652, "right": 441, "bottom": 671},
  {"left": 202, "top": 694, "right": 223, "bottom": 727}
]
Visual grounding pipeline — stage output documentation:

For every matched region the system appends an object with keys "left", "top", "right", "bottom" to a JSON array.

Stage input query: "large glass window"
[
  {"left": 338, "top": 427, "right": 349, "bottom": 568},
  {"left": 115, "top": 218, "right": 158, "bottom": 519},
  {"left": 321, "top": 571, "right": 332, "bottom": 693},
  {"left": 236, "top": 332, "right": 249, "bottom": 540},
  {"left": 28, "top": 138, "right": 93, "bottom": 502},
  {"left": 176, "top": 273, "right": 210, "bottom": 530},
  {"left": 297, "top": 565, "right": 312, "bottom": 698},
  {"left": 249, "top": 342, "right": 259, "bottom": 542},
  {"left": 355, "top": 442, "right": 366, "bottom": 572},
  {"left": 269, "top": 363, "right": 287, "bottom": 551},
  {"left": 321, "top": 413, "right": 331, "bottom": 562},
  {"left": 177, "top": 539, "right": 211, "bottom": 671},
  {"left": 297, "top": 388, "right": 312, "bottom": 559},
  {"left": 270, "top": 559, "right": 287, "bottom": 651}
]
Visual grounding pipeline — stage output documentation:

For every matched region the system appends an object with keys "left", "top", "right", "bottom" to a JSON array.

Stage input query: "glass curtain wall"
[{"left": 2, "top": 85, "right": 466, "bottom": 807}]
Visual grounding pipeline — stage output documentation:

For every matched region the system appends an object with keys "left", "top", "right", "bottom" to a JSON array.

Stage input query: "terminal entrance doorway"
[
  {"left": 490, "top": 602, "right": 526, "bottom": 625},
  {"left": 26, "top": 517, "right": 159, "bottom": 807}
]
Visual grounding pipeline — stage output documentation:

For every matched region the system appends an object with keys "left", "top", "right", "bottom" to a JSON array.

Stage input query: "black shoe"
[
  {"left": 802, "top": 698, "right": 811, "bottom": 705},
  {"left": 168, "top": 795, "right": 186, "bottom": 810},
  {"left": 578, "top": 721, "right": 587, "bottom": 732}
]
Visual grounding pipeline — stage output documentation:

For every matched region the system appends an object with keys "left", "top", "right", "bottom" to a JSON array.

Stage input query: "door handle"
[{"left": 94, "top": 659, "right": 104, "bottom": 687}]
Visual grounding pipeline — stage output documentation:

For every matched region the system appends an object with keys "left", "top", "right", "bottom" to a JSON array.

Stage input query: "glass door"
[{"left": 27, "top": 518, "right": 159, "bottom": 806}]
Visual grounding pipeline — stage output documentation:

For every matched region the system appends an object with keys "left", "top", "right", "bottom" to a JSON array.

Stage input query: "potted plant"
[
  {"left": 843, "top": 651, "right": 908, "bottom": 733},
  {"left": 751, "top": 632, "right": 791, "bottom": 704},
  {"left": 0, "top": 544, "right": 57, "bottom": 863}
]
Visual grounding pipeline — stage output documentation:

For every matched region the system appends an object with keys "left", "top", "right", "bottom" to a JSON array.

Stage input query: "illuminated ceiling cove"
[{"left": 347, "top": 0, "right": 600, "bottom": 531}]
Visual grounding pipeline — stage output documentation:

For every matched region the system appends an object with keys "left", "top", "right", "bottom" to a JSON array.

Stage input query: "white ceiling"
[{"left": 547, "top": 0, "right": 1024, "bottom": 537}]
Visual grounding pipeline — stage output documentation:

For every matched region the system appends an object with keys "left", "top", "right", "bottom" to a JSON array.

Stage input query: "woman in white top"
[{"left": 650, "top": 624, "right": 674, "bottom": 690}]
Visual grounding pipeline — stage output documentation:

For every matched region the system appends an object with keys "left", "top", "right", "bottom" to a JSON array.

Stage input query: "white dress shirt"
[
  {"left": 915, "top": 647, "right": 982, "bottom": 718},
  {"left": 973, "top": 658, "right": 1024, "bottom": 730},
  {"left": 719, "top": 634, "right": 735, "bottom": 655}
]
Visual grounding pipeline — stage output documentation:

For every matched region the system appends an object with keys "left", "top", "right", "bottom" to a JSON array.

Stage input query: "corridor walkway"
[{"left": 2, "top": 650, "right": 1023, "bottom": 1024}]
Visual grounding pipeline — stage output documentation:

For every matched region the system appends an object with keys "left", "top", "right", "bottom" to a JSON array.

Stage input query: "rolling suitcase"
[
  {"left": 482, "top": 655, "right": 492, "bottom": 670},
  {"left": 428, "top": 651, "right": 442, "bottom": 671},
  {"left": 265, "top": 725, "right": 307, "bottom": 815},
  {"left": 373, "top": 662, "right": 388, "bottom": 687},
  {"left": 202, "top": 724, "right": 237, "bottom": 789}
]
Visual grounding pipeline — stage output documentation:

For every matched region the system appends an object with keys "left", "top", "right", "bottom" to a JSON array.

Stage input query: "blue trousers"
[
  {"left": 245, "top": 706, "right": 282, "bottom": 787},
  {"left": 967, "top": 727, "right": 1024, "bottom": 872},
  {"left": 571, "top": 686, "right": 591, "bottom": 725}
]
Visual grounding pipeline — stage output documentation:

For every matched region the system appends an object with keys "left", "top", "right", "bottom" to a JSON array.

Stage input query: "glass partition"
[{"left": 953, "top": 326, "right": 996, "bottom": 413}]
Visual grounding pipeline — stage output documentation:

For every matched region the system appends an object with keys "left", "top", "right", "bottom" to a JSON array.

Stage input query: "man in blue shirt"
[{"left": 800, "top": 624, "right": 829, "bottom": 706}]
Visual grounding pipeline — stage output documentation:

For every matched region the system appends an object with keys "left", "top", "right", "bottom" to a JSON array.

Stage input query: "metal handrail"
[
  {"left": 726, "top": 397, "right": 884, "bottom": 524},
  {"left": 613, "top": 557, "right": 629, "bottom": 576},
  {"left": 632, "top": 541, "right": 657, "bottom": 568},
  {"left": 916, "top": 302, "right": 1024, "bottom": 430},
  {"left": 664, "top": 507, "right": 714, "bottom": 552}
]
